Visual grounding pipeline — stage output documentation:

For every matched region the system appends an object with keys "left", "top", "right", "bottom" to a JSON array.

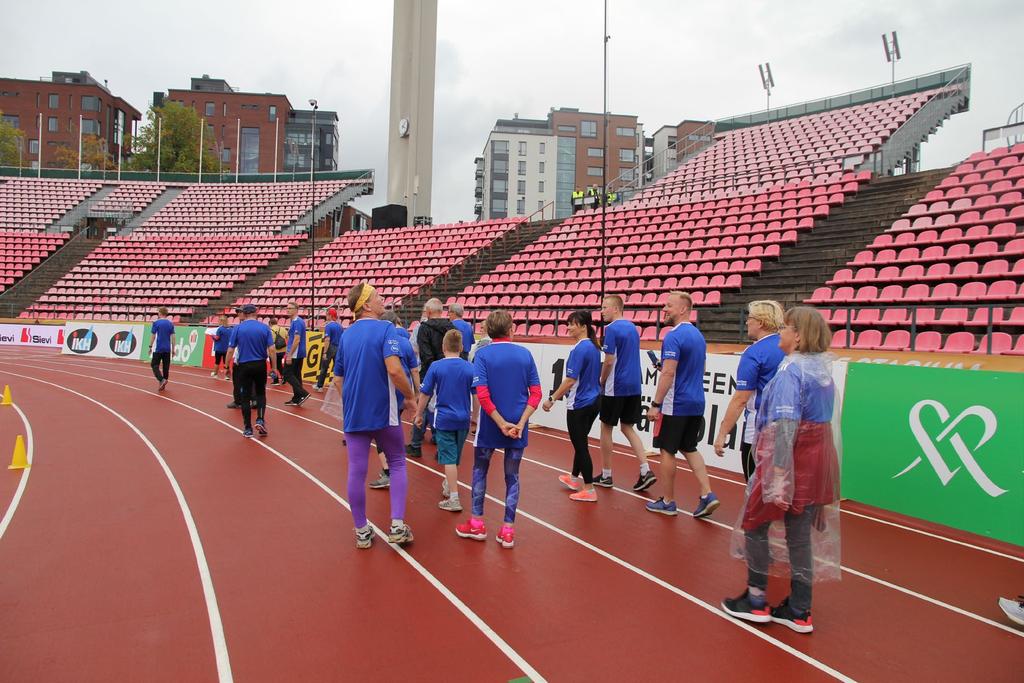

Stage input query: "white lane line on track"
[
  {"left": 7, "top": 360, "right": 859, "bottom": 681},
  {"left": 0, "top": 403, "right": 35, "bottom": 542},
  {"left": 68, "top": 353, "right": 1022, "bottom": 566},
  {"left": 0, "top": 370, "right": 234, "bottom": 683},
  {"left": 0, "top": 361, "right": 545, "bottom": 683},
  {"left": 21, "top": 353, "right": 1024, "bottom": 641}
]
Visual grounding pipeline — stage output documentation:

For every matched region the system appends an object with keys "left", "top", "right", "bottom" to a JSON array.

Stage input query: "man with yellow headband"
[{"left": 329, "top": 283, "right": 416, "bottom": 549}]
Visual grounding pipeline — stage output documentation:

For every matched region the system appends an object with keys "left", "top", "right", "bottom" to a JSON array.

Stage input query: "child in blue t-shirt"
[{"left": 414, "top": 330, "right": 475, "bottom": 512}]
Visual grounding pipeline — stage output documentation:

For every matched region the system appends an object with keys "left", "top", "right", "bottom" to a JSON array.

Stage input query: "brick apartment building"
[
  {"left": 157, "top": 75, "right": 339, "bottom": 175},
  {"left": 0, "top": 70, "right": 141, "bottom": 169}
]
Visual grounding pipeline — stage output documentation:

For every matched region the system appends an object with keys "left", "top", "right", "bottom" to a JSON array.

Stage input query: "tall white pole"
[
  {"left": 78, "top": 114, "right": 83, "bottom": 179},
  {"left": 156, "top": 117, "right": 162, "bottom": 181},
  {"left": 116, "top": 116, "right": 122, "bottom": 181},
  {"left": 198, "top": 117, "right": 204, "bottom": 183},
  {"left": 235, "top": 117, "right": 240, "bottom": 182},
  {"left": 37, "top": 113, "right": 42, "bottom": 178},
  {"left": 273, "top": 117, "right": 279, "bottom": 182}
]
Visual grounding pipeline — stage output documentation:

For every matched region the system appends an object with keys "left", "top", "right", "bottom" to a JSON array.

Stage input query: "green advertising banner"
[
  {"left": 140, "top": 324, "right": 208, "bottom": 368},
  {"left": 842, "top": 363, "right": 1024, "bottom": 545}
]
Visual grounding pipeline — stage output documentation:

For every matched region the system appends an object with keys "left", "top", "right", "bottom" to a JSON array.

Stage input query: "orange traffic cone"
[
  {"left": 8, "top": 435, "right": 28, "bottom": 470},
  {"left": 1, "top": 385, "right": 11, "bottom": 406}
]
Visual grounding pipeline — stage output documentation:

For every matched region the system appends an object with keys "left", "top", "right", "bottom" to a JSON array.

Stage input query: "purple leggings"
[
  {"left": 472, "top": 447, "right": 524, "bottom": 523},
  {"left": 346, "top": 425, "right": 407, "bottom": 529}
]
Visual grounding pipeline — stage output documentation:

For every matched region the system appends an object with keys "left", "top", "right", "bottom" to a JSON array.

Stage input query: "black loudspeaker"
[{"left": 371, "top": 204, "right": 407, "bottom": 229}]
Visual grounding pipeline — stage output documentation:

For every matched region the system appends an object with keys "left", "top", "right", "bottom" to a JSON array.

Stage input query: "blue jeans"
[{"left": 410, "top": 408, "right": 434, "bottom": 447}]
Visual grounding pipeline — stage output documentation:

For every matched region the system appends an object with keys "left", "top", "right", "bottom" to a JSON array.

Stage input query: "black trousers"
[
  {"left": 283, "top": 357, "right": 307, "bottom": 400},
  {"left": 150, "top": 352, "right": 170, "bottom": 382},
  {"left": 231, "top": 363, "right": 242, "bottom": 404},
  {"left": 566, "top": 400, "right": 601, "bottom": 484},
  {"left": 316, "top": 344, "right": 337, "bottom": 388},
  {"left": 745, "top": 506, "right": 816, "bottom": 613},
  {"left": 236, "top": 360, "right": 268, "bottom": 428},
  {"left": 741, "top": 441, "right": 755, "bottom": 482}
]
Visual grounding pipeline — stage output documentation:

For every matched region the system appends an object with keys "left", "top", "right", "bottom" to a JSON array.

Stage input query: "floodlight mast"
[
  {"left": 758, "top": 62, "right": 774, "bottom": 121},
  {"left": 882, "top": 31, "right": 901, "bottom": 94}
]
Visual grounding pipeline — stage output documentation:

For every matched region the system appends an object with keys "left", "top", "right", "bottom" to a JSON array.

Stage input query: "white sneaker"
[
  {"left": 438, "top": 497, "right": 463, "bottom": 512},
  {"left": 210, "top": 371, "right": 218, "bottom": 377},
  {"left": 441, "top": 480, "right": 450, "bottom": 499},
  {"left": 999, "top": 596, "right": 1024, "bottom": 626}
]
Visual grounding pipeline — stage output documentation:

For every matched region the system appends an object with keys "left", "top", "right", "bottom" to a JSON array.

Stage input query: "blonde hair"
[
  {"left": 669, "top": 291, "right": 693, "bottom": 310},
  {"left": 603, "top": 294, "right": 624, "bottom": 311},
  {"left": 785, "top": 306, "right": 832, "bottom": 353},
  {"left": 485, "top": 310, "right": 513, "bottom": 339},
  {"left": 748, "top": 300, "right": 784, "bottom": 332},
  {"left": 443, "top": 329, "right": 464, "bottom": 354}
]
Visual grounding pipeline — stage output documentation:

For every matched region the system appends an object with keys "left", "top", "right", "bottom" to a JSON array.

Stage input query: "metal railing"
[
  {"left": 0, "top": 166, "right": 375, "bottom": 185},
  {"left": 606, "top": 121, "right": 717, "bottom": 200}
]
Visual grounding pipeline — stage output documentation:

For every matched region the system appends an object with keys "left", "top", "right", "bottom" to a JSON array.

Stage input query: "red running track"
[{"left": 0, "top": 347, "right": 1021, "bottom": 682}]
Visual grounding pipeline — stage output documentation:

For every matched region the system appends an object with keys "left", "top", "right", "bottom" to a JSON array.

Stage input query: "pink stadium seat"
[
  {"left": 880, "top": 329, "right": 911, "bottom": 351},
  {"left": 941, "top": 331, "right": 976, "bottom": 353},
  {"left": 852, "top": 329, "right": 883, "bottom": 349},
  {"left": 914, "top": 331, "right": 943, "bottom": 352},
  {"left": 972, "top": 332, "right": 1013, "bottom": 355}
]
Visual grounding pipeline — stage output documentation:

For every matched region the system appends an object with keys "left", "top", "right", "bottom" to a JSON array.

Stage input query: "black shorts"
[
  {"left": 599, "top": 394, "right": 642, "bottom": 426},
  {"left": 653, "top": 414, "right": 704, "bottom": 455},
  {"left": 215, "top": 351, "right": 227, "bottom": 364}
]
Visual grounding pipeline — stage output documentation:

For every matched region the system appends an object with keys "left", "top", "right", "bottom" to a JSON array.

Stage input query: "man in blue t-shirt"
[
  {"left": 149, "top": 306, "right": 175, "bottom": 391},
  {"left": 597, "top": 295, "right": 655, "bottom": 493},
  {"left": 211, "top": 314, "right": 232, "bottom": 380},
  {"left": 283, "top": 302, "right": 310, "bottom": 406},
  {"left": 646, "top": 291, "right": 719, "bottom": 520},
  {"left": 225, "top": 306, "right": 246, "bottom": 409},
  {"left": 331, "top": 283, "right": 416, "bottom": 549},
  {"left": 447, "top": 302, "right": 475, "bottom": 360},
  {"left": 713, "top": 300, "right": 786, "bottom": 480},
  {"left": 228, "top": 303, "right": 276, "bottom": 439},
  {"left": 315, "top": 307, "right": 343, "bottom": 392}
]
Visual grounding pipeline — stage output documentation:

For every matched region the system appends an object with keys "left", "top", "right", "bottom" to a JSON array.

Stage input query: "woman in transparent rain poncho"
[{"left": 721, "top": 306, "right": 841, "bottom": 634}]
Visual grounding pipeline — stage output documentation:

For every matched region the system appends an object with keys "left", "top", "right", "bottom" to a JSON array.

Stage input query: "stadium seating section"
[
  {"left": 231, "top": 219, "right": 522, "bottom": 322},
  {"left": 0, "top": 230, "right": 70, "bottom": 293},
  {"left": 136, "top": 180, "right": 366, "bottom": 234},
  {"left": 0, "top": 179, "right": 102, "bottom": 230},
  {"left": 25, "top": 234, "right": 306, "bottom": 321},
  {"left": 809, "top": 143, "right": 1024, "bottom": 354},
  {"left": 92, "top": 182, "right": 167, "bottom": 214}
]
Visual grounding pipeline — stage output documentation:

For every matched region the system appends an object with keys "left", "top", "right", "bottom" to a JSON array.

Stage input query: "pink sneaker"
[
  {"left": 455, "top": 518, "right": 487, "bottom": 541},
  {"left": 558, "top": 474, "right": 582, "bottom": 491},
  {"left": 496, "top": 524, "right": 515, "bottom": 548},
  {"left": 569, "top": 488, "right": 597, "bottom": 503}
]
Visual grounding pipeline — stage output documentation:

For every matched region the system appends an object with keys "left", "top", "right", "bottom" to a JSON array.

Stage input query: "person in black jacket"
[{"left": 407, "top": 298, "right": 455, "bottom": 456}]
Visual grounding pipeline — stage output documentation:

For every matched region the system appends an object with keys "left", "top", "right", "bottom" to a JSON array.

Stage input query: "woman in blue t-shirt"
[{"left": 543, "top": 310, "right": 602, "bottom": 502}]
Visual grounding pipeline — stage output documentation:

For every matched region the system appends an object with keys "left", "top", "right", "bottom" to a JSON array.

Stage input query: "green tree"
[
  {"left": 0, "top": 110, "right": 27, "bottom": 167},
  {"left": 53, "top": 134, "right": 115, "bottom": 171},
  {"left": 128, "top": 101, "right": 219, "bottom": 174}
]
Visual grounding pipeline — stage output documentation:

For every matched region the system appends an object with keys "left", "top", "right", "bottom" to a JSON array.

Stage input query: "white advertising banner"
[
  {"left": 0, "top": 323, "right": 64, "bottom": 347},
  {"left": 519, "top": 341, "right": 847, "bottom": 475},
  {"left": 60, "top": 321, "right": 145, "bottom": 360}
]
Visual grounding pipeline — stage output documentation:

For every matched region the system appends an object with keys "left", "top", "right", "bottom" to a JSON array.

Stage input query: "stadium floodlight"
[
  {"left": 309, "top": 99, "right": 319, "bottom": 327},
  {"left": 758, "top": 62, "right": 775, "bottom": 120},
  {"left": 882, "top": 31, "right": 901, "bottom": 93}
]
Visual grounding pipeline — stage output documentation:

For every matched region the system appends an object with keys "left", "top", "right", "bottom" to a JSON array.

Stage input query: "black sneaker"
[
  {"left": 721, "top": 590, "right": 771, "bottom": 624},
  {"left": 296, "top": 393, "right": 311, "bottom": 406},
  {"left": 770, "top": 597, "right": 813, "bottom": 633},
  {"left": 284, "top": 399, "right": 298, "bottom": 406},
  {"left": 406, "top": 444, "right": 422, "bottom": 458},
  {"left": 226, "top": 402, "right": 241, "bottom": 409},
  {"left": 632, "top": 470, "right": 657, "bottom": 491},
  {"left": 592, "top": 474, "right": 614, "bottom": 488}
]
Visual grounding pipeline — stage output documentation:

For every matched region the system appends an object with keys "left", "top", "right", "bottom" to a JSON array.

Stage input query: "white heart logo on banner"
[{"left": 894, "top": 400, "right": 1007, "bottom": 497}]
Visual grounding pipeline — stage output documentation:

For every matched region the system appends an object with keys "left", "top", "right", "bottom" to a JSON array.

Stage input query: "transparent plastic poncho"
[{"left": 729, "top": 352, "right": 842, "bottom": 583}]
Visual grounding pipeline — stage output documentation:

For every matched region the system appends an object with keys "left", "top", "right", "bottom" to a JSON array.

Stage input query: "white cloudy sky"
[{"left": 3, "top": 0, "right": 1022, "bottom": 223}]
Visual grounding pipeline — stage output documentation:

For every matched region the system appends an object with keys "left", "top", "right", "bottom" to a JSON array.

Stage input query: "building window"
[
  {"left": 538, "top": 180, "right": 545, "bottom": 192},
  {"left": 1, "top": 114, "right": 18, "bottom": 128},
  {"left": 557, "top": 125, "right": 576, "bottom": 133},
  {"left": 517, "top": 160, "right": 526, "bottom": 175},
  {"left": 223, "top": 103, "right": 228, "bottom": 116},
  {"left": 492, "top": 139, "right": 509, "bottom": 154},
  {"left": 587, "top": 166, "right": 603, "bottom": 177},
  {"left": 616, "top": 126, "right": 635, "bottom": 137},
  {"left": 28, "top": 139, "right": 39, "bottom": 155},
  {"left": 538, "top": 200, "right": 545, "bottom": 211},
  {"left": 221, "top": 147, "right": 231, "bottom": 162},
  {"left": 81, "top": 95, "right": 100, "bottom": 112},
  {"left": 517, "top": 179, "right": 526, "bottom": 194},
  {"left": 269, "top": 105, "right": 277, "bottom": 122},
  {"left": 538, "top": 161, "right": 545, "bottom": 173},
  {"left": 492, "top": 158, "right": 508, "bottom": 174},
  {"left": 518, "top": 141, "right": 527, "bottom": 155},
  {"left": 493, "top": 179, "right": 507, "bottom": 193},
  {"left": 81, "top": 119, "right": 99, "bottom": 135},
  {"left": 204, "top": 102, "right": 215, "bottom": 117},
  {"left": 48, "top": 116, "right": 58, "bottom": 132},
  {"left": 240, "top": 127, "right": 260, "bottom": 173},
  {"left": 492, "top": 198, "right": 507, "bottom": 212},
  {"left": 619, "top": 148, "right": 635, "bottom": 162},
  {"left": 539, "top": 142, "right": 546, "bottom": 154},
  {"left": 621, "top": 168, "right": 635, "bottom": 181},
  {"left": 48, "top": 94, "right": 59, "bottom": 109},
  {"left": 587, "top": 147, "right": 603, "bottom": 157},
  {"left": 516, "top": 198, "right": 526, "bottom": 215},
  {"left": 581, "top": 120, "right": 597, "bottom": 137}
]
